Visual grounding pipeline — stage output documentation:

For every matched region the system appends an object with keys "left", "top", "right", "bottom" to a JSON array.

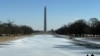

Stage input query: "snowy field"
[{"left": 0, "top": 34, "right": 99, "bottom": 56}]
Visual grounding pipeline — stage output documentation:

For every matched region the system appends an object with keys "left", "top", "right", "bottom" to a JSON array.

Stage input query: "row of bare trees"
[
  {"left": 0, "top": 20, "right": 34, "bottom": 36},
  {"left": 55, "top": 18, "right": 100, "bottom": 37}
]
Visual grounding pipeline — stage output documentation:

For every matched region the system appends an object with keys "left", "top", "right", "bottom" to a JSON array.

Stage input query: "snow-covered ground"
[{"left": 0, "top": 34, "right": 99, "bottom": 56}]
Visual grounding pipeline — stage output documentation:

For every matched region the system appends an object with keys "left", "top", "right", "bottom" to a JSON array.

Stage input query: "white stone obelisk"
[{"left": 44, "top": 6, "right": 47, "bottom": 32}]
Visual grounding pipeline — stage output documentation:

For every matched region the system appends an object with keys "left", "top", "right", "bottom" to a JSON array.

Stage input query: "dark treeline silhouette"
[
  {"left": 55, "top": 18, "right": 100, "bottom": 37},
  {"left": 0, "top": 20, "right": 34, "bottom": 36}
]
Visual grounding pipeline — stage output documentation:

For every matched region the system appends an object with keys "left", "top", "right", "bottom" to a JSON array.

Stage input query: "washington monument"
[{"left": 44, "top": 6, "right": 47, "bottom": 32}]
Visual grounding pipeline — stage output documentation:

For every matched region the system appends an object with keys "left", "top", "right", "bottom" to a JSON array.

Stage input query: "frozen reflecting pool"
[{"left": 0, "top": 34, "right": 100, "bottom": 56}]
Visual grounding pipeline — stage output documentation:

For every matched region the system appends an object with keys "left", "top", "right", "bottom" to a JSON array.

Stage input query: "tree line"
[
  {"left": 0, "top": 20, "right": 34, "bottom": 36},
  {"left": 55, "top": 18, "right": 100, "bottom": 37}
]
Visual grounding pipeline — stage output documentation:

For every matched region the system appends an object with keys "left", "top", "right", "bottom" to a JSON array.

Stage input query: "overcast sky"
[{"left": 0, "top": 0, "right": 100, "bottom": 30}]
